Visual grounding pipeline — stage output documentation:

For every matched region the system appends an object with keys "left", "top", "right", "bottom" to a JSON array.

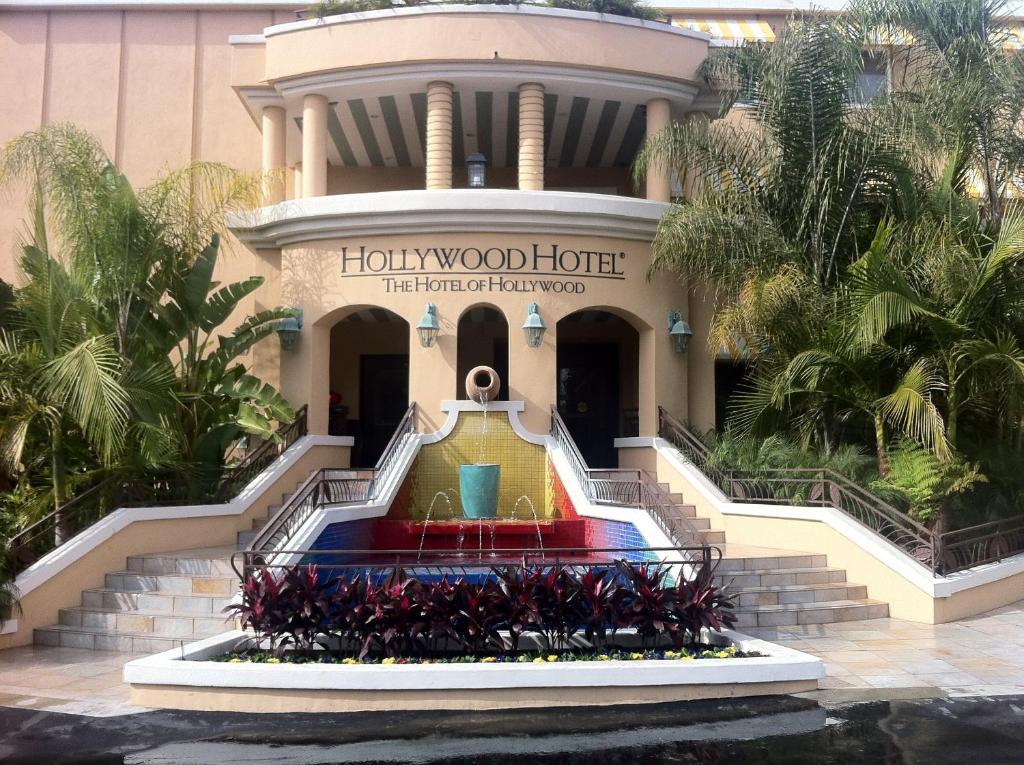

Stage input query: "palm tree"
[
  {"left": 0, "top": 124, "right": 295, "bottom": 531},
  {"left": 635, "top": 18, "right": 918, "bottom": 294},
  {"left": 854, "top": 0, "right": 1024, "bottom": 223}
]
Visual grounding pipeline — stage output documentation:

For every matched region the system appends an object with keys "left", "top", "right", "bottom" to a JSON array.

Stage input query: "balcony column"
[
  {"left": 292, "top": 162, "right": 302, "bottom": 201},
  {"left": 518, "top": 83, "right": 545, "bottom": 191},
  {"left": 261, "top": 106, "right": 287, "bottom": 204},
  {"left": 645, "top": 97, "right": 671, "bottom": 202},
  {"left": 301, "top": 94, "right": 328, "bottom": 198},
  {"left": 425, "top": 81, "right": 454, "bottom": 190}
]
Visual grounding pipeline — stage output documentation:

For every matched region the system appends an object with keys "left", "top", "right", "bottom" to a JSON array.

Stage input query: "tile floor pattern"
[
  {"left": 0, "top": 598, "right": 1022, "bottom": 718},
  {"left": 747, "top": 598, "right": 1024, "bottom": 697}
]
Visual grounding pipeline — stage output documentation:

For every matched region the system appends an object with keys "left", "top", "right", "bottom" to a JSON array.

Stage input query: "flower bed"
[
  {"left": 225, "top": 560, "right": 737, "bottom": 661},
  {"left": 210, "top": 644, "right": 762, "bottom": 664}
]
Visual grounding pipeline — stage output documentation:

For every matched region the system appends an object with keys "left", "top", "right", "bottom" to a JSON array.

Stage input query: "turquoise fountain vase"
[{"left": 460, "top": 464, "right": 500, "bottom": 519}]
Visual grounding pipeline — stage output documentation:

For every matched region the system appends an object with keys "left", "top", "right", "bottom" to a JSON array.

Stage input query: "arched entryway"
[
  {"left": 556, "top": 309, "right": 640, "bottom": 468},
  {"left": 456, "top": 305, "right": 509, "bottom": 401},
  {"left": 329, "top": 307, "right": 410, "bottom": 467}
]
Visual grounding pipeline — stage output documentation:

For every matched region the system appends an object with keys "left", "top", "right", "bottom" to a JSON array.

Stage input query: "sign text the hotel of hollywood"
[{"left": 340, "top": 243, "right": 626, "bottom": 294}]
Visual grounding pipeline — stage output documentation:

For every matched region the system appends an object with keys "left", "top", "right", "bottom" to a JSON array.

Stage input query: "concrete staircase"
[
  {"left": 33, "top": 475, "right": 317, "bottom": 653},
  {"left": 716, "top": 546, "right": 888, "bottom": 628},
  {"left": 34, "top": 548, "right": 238, "bottom": 653}
]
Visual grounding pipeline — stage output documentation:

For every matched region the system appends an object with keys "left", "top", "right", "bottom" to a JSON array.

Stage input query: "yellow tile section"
[{"left": 410, "top": 411, "right": 554, "bottom": 519}]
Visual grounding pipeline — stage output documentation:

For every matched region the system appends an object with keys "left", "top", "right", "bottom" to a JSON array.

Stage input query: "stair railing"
[
  {"left": 655, "top": 406, "right": 969, "bottom": 573},
  {"left": 249, "top": 402, "right": 418, "bottom": 555},
  {"left": 5, "top": 406, "right": 310, "bottom": 577},
  {"left": 550, "top": 407, "right": 706, "bottom": 550}
]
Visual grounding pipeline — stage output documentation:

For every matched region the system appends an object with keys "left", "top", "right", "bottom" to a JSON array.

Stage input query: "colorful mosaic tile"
[{"left": 406, "top": 411, "right": 552, "bottom": 520}]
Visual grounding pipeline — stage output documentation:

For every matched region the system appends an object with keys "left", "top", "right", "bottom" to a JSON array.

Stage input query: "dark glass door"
[
  {"left": 557, "top": 343, "right": 619, "bottom": 468},
  {"left": 357, "top": 354, "right": 409, "bottom": 468}
]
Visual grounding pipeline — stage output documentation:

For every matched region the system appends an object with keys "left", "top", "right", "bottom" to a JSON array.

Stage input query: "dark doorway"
[
  {"left": 715, "top": 359, "right": 750, "bottom": 432},
  {"left": 457, "top": 306, "right": 509, "bottom": 400},
  {"left": 357, "top": 354, "right": 409, "bottom": 467},
  {"left": 557, "top": 343, "right": 620, "bottom": 468}
]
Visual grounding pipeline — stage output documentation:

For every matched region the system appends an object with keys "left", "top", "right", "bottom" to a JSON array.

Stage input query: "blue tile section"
[{"left": 590, "top": 519, "right": 658, "bottom": 561}]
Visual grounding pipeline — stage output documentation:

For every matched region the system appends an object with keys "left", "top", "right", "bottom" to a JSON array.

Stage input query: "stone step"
[
  {"left": 104, "top": 571, "right": 236, "bottom": 596},
  {"left": 58, "top": 606, "right": 230, "bottom": 638},
  {"left": 127, "top": 554, "right": 234, "bottom": 577},
  {"left": 716, "top": 566, "right": 849, "bottom": 589},
  {"left": 80, "top": 588, "right": 231, "bottom": 615},
  {"left": 33, "top": 624, "right": 223, "bottom": 654},
  {"left": 255, "top": 511, "right": 277, "bottom": 529},
  {"left": 237, "top": 530, "right": 259, "bottom": 548},
  {"left": 732, "top": 599, "right": 890, "bottom": 628},
  {"left": 734, "top": 582, "right": 869, "bottom": 607},
  {"left": 703, "top": 529, "right": 726, "bottom": 544},
  {"left": 717, "top": 554, "right": 829, "bottom": 573}
]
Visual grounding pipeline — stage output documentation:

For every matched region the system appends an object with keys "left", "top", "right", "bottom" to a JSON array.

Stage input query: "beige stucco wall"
[
  {"left": 262, "top": 11, "right": 708, "bottom": 87},
  {"left": 276, "top": 232, "right": 691, "bottom": 436},
  {"left": 0, "top": 8, "right": 295, "bottom": 296},
  {"left": 131, "top": 678, "right": 817, "bottom": 712},
  {"left": 0, "top": 442, "right": 349, "bottom": 649}
]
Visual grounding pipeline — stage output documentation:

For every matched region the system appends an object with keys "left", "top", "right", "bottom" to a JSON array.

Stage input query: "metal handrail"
[
  {"left": 5, "top": 407, "right": 310, "bottom": 577},
  {"left": 550, "top": 407, "right": 707, "bottom": 549},
  {"left": 215, "top": 404, "right": 308, "bottom": 501},
  {"left": 232, "top": 545, "right": 722, "bottom": 583},
  {"left": 654, "top": 406, "right": 1020, "bottom": 575},
  {"left": 248, "top": 403, "right": 418, "bottom": 554}
]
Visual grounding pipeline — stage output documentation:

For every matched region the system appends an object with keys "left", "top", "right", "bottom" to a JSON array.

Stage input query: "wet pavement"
[{"left": 2, "top": 693, "right": 1024, "bottom": 764}]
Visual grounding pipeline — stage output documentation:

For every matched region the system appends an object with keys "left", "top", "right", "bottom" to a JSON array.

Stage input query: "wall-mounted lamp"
[
  {"left": 416, "top": 303, "right": 440, "bottom": 348},
  {"left": 466, "top": 152, "right": 488, "bottom": 189},
  {"left": 522, "top": 302, "right": 547, "bottom": 348},
  {"left": 277, "top": 308, "right": 303, "bottom": 351},
  {"left": 668, "top": 310, "right": 693, "bottom": 353}
]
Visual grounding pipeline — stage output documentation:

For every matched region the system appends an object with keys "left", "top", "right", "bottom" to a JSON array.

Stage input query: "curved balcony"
[
  {"left": 231, "top": 5, "right": 719, "bottom": 202},
  {"left": 229, "top": 189, "right": 667, "bottom": 247}
]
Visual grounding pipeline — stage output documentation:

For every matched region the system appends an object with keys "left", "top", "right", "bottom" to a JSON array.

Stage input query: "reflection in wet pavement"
[{"left": 2, "top": 694, "right": 1024, "bottom": 764}]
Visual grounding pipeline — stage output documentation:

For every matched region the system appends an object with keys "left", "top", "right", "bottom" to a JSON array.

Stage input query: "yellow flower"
[
  {"left": 629, "top": 652, "right": 645, "bottom": 660},
  {"left": 681, "top": 654, "right": 694, "bottom": 661},
  {"left": 663, "top": 651, "right": 678, "bottom": 659},
  {"left": 533, "top": 657, "right": 546, "bottom": 663},
  {"left": 229, "top": 657, "right": 243, "bottom": 663},
  {"left": 382, "top": 657, "right": 396, "bottom": 665},
  {"left": 715, "top": 651, "right": 731, "bottom": 659},
  {"left": 266, "top": 657, "right": 280, "bottom": 664},
  {"left": 481, "top": 656, "right": 498, "bottom": 663},
  {"left": 342, "top": 658, "right": 358, "bottom": 665},
  {"left": 597, "top": 654, "right": 610, "bottom": 661},
  {"left": 546, "top": 655, "right": 559, "bottom": 662}
]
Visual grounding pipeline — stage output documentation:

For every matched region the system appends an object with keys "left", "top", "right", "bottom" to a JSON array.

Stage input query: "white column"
[
  {"left": 261, "top": 105, "right": 287, "bottom": 204},
  {"left": 645, "top": 97, "right": 671, "bottom": 203},
  {"left": 301, "top": 94, "right": 328, "bottom": 198}
]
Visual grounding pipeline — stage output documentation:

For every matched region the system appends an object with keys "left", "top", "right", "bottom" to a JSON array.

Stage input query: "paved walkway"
[
  {"left": 1, "top": 599, "right": 1023, "bottom": 717},
  {"left": 749, "top": 599, "right": 1024, "bottom": 699}
]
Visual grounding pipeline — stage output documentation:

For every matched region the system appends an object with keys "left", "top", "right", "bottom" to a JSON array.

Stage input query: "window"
[{"left": 852, "top": 52, "right": 889, "bottom": 104}]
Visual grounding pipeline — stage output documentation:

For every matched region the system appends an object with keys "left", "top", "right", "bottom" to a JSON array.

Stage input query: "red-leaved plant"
[{"left": 226, "top": 559, "right": 737, "bottom": 659}]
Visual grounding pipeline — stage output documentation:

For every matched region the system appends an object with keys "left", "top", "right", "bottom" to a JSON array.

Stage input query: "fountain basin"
[{"left": 459, "top": 463, "right": 500, "bottom": 519}]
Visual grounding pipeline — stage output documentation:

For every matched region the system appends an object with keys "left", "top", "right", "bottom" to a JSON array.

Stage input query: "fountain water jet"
[
  {"left": 417, "top": 492, "right": 453, "bottom": 562},
  {"left": 514, "top": 496, "right": 545, "bottom": 560}
]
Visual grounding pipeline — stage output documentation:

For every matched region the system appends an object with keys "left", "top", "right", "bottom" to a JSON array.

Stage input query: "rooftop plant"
[{"left": 310, "top": 0, "right": 662, "bottom": 22}]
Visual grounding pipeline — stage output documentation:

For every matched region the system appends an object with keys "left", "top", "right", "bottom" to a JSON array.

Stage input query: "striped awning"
[{"left": 671, "top": 18, "right": 776, "bottom": 44}]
